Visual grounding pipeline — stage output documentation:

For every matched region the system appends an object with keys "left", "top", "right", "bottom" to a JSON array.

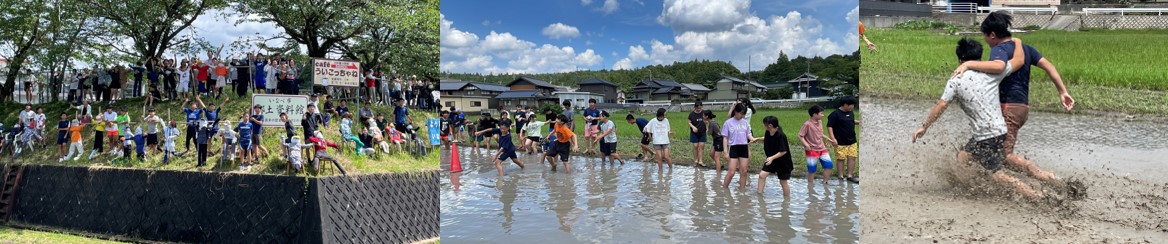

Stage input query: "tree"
[
  {"left": 0, "top": 0, "right": 55, "bottom": 102},
  {"left": 335, "top": 0, "right": 439, "bottom": 77},
  {"left": 79, "top": 0, "right": 226, "bottom": 60},
  {"left": 234, "top": 0, "right": 370, "bottom": 58}
]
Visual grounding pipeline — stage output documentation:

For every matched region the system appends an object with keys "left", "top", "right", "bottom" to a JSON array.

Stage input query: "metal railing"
[
  {"left": 933, "top": 3, "right": 979, "bottom": 13},
  {"left": 978, "top": 6, "right": 1059, "bottom": 15},
  {"left": 1083, "top": 8, "right": 1168, "bottom": 16}
]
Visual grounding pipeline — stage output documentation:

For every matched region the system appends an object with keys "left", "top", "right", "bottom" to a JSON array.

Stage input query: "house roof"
[
  {"left": 439, "top": 80, "right": 468, "bottom": 91},
  {"left": 439, "top": 80, "right": 509, "bottom": 92},
  {"left": 467, "top": 82, "right": 509, "bottom": 92},
  {"left": 787, "top": 72, "right": 820, "bottom": 83},
  {"left": 682, "top": 83, "right": 710, "bottom": 92},
  {"left": 495, "top": 90, "right": 545, "bottom": 99},
  {"left": 579, "top": 78, "right": 616, "bottom": 87},
  {"left": 507, "top": 76, "right": 556, "bottom": 88},
  {"left": 747, "top": 81, "right": 767, "bottom": 89}
]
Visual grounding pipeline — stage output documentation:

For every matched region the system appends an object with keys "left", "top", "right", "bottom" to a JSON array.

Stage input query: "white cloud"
[
  {"left": 439, "top": 14, "right": 605, "bottom": 74},
  {"left": 440, "top": 13, "right": 478, "bottom": 48},
  {"left": 846, "top": 6, "right": 859, "bottom": 24},
  {"left": 612, "top": 58, "right": 634, "bottom": 70},
  {"left": 541, "top": 23, "right": 581, "bottom": 39},
  {"left": 581, "top": 0, "right": 593, "bottom": 5},
  {"left": 612, "top": 7, "right": 856, "bottom": 74},
  {"left": 600, "top": 0, "right": 620, "bottom": 14},
  {"left": 184, "top": 9, "right": 286, "bottom": 56},
  {"left": 657, "top": 0, "right": 751, "bottom": 32}
]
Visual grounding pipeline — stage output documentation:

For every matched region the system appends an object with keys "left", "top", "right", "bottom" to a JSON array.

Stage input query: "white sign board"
[
  {"left": 251, "top": 94, "right": 309, "bottom": 127},
  {"left": 311, "top": 58, "right": 361, "bottom": 87}
]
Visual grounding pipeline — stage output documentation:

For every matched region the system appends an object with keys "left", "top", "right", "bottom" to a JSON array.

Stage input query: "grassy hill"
[{"left": 0, "top": 94, "right": 439, "bottom": 176}]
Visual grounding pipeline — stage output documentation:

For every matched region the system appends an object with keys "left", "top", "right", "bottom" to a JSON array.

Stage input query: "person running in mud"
[
  {"left": 626, "top": 114, "right": 656, "bottom": 161},
  {"left": 912, "top": 37, "right": 1047, "bottom": 200},
  {"left": 958, "top": 11, "right": 1074, "bottom": 180},
  {"left": 544, "top": 114, "right": 578, "bottom": 172},
  {"left": 593, "top": 111, "right": 625, "bottom": 166},
  {"left": 474, "top": 120, "right": 524, "bottom": 176},
  {"left": 758, "top": 115, "right": 794, "bottom": 197}
]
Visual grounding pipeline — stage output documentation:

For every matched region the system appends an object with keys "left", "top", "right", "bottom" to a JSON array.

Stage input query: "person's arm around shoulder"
[{"left": 952, "top": 38, "right": 1025, "bottom": 77}]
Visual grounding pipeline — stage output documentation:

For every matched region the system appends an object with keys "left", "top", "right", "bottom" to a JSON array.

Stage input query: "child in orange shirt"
[{"left": 543, "top": 114, "right": 578, "bottom": 173}]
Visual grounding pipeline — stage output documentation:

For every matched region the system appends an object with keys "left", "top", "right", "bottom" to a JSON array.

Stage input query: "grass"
[
  {"left": 458, "top": 107, "right": 861, "bottom": 177},
  {"left": 0, "top": 226, "right": 125, "bottom": 244},
  {"left": 861, "top": 29, "right": 1168, "bottom": 114},
  {"left": 0, "top": 94, "right": 440, "bottom": 176}
]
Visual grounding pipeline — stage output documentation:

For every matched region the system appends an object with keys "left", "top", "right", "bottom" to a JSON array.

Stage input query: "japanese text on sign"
[
  {"left": 312, "top": 58, "right": 361, "bottom": 87},
  {"left": 251, "top": 94, "right": 309, "bottom": 127}
]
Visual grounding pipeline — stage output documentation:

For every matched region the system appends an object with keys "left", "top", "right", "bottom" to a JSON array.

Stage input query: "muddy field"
[
  {"left": 440, "top": 145, "right": 860, "bottom": 243},
  {"left": 861, "top": 97, "right": 1168, "bottom": 242}
]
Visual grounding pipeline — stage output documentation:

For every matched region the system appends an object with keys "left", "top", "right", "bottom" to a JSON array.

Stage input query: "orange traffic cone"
[{"left": 450, "top": 142, "right": 463, "bottom": 173}]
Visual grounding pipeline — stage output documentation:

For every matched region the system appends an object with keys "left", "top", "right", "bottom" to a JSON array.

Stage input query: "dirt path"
[{"left": 860, "top": 97, "right": 1168, "bottom": 242}]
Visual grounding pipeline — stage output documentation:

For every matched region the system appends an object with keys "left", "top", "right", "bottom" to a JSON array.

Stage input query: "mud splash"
[
  {"left": 861, "top": 97, "right": 1168, "bottom": 242},
  {"left": 440, "top": 146, "right": 860, "bottom": 243}
]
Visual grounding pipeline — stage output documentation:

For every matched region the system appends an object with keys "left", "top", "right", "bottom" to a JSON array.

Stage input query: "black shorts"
[
  {"left": 762, "top": 158, "right": 794, "bottom": 180},
  {"left": 527, "top": 136, "right": 541, "bottom": 142},
  {"left": 711, "top": 136, "right": 724, "bottom": 152},
  {"left": 497, "top": 149, "right": 517, "bottom": 162},
  {"left": 640, "top": 133, "right": 650, "bottom": 145},
  {"left": 57, "top": 132, "right": 68, "bottom": 144},
  {"left": 964, "top": 135, "right": 1006, "bottom": 172},
  {"left": 546, "top": 140, "right": 571, "bottom": 162},
  {"left": 146, "top": 133, "right": 158, "bottom": 145},
  {"left": 600, "top": 142, "right": 616, "bottom": 156},
  {"left": 728, "top": 144, "right": 749, "bottom": 159}
]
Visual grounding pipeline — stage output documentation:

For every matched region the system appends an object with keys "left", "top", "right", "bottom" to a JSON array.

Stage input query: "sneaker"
[
  {"left": 848, "top": 177, "right": 860, "bottom": 183},
  {"left": 73, "top": 156, "right": 80, "bottom": 161},
  {"left": 59, "top": 158, "right": 66, "bottom": 162},
  {"left": 239, "top": 165, "right": 245, "bottom": 171}
]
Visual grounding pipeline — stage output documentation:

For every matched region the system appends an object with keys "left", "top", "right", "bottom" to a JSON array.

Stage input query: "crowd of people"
[
  {"left": 2, "top": 50, "right": 439, "bottom": 175},
  {"left": 439, "top": 97, "right": 861, "bottom": 198}
]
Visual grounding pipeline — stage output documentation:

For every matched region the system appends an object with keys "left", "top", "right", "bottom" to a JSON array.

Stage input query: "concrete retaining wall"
[{"left": 8, "top": 165, "right": 439, "bottom": 243}]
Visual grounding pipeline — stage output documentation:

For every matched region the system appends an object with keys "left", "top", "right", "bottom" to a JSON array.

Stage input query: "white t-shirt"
[
  {"left": 178, "top": 68, "right": 191, "bottom": 84},
  {"left": 599, "top": 120, "right": 617, "bottom": 143},
  {"left": 941, "top": 62, "right": 1014, "bottom": 141},
  {"left": 33, "top": 113, "right": 46, "bottom": 130},
  {"left": 19, "top": 110, "right": 33, "bottom": 127},
  {"left": 644, "top": 118, "right": 671, "bottom": 145},
  {"left": 265, "top": 66, "right": 278, "bottom": 89}
]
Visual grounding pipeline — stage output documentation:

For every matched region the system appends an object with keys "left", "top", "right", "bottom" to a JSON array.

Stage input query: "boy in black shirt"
[
  {"left": 828, "top": 97, "right": 860, "bottom": 183},
  {"left": 474, "top": 120, "right": 524, "bottom": 176},
  {"left": 758, "top": 115, "right": 793, "bottom": 197},
  {"left": 475, "top": 113, "right": 498, "bottom": 149}
]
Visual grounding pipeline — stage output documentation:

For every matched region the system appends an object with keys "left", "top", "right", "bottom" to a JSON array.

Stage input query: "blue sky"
[{"left": 441, "top": 0, "right": 859, "bottom": 74}]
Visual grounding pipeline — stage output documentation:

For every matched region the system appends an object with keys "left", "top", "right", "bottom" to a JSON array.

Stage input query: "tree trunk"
[{"left": 2, "top": 63, "right": 22, "bottom": 103}]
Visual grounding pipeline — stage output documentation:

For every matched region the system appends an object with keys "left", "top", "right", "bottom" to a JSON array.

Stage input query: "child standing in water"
[
  {"left": 705, "top": 111, "right": 724, "bottom": 172},
  {"left": 544, "top": 114, "right": 577, "bottom": 172},
  {"left": 475, "top": 120, "right": 525, "bottom": 176},
  {"left": 758, "top": 116, "right": 793, "bottom": 197},
  {"left": 643, "top": 108, "right": 673, "bottom": 171},
  {"left": 593, "top": 111, "right": 625, "bottom": 166},
  {"left": 721, "top": 104, "right": 752, "bottom": 189},
  {"left": 799, "top": 105, "right": 835, "bottom": 184}
]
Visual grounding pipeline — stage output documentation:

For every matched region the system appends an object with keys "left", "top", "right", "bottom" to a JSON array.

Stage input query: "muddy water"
[
  {"left": 861, "top": 97, "right": 1168, "bottom": 242},
  {"left": 440, "top": 146, "right": 860, "bottom": 243}
]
